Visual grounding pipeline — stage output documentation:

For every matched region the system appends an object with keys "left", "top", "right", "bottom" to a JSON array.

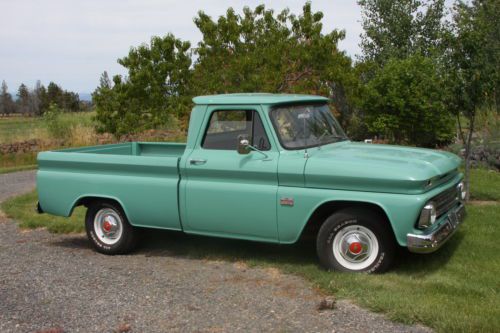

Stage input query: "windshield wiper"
[
  {"left": 316, "top": 132, "right": 346, "bottom": 143},
  {"left": 329, "top": 135, "right": 347, "bottom": 142},
  {"left": 316, "top": 130, "right": 330, "bottom": 144},
  {"left": 316, "top": 132, "right": 347, "bottom": 149}
]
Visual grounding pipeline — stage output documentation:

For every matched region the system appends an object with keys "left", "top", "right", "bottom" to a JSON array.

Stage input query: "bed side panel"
[{"left": 37, "top": 151, "right": 181, "bottom": 230}]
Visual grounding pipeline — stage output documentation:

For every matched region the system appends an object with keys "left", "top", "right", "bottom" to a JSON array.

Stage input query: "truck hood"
[{"left": 304, "top": 142, "right": 461, "bottom": 194}]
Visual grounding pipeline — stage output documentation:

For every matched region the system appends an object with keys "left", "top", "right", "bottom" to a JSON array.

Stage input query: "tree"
[
  {"left": 17, "top": 83, "right": 30, "bottom": 115},
  {"left": 46, "top": 82, "right": 63, "bottom": 108},
  {"left": 192, "top": 3, "right": 352, "bottom": 97},
  {"left": 0, "top": 80, "right": 15, "bottom": 115},
  {"left": 359, "top": 0, "right": 446, "bottom": 66},
  {"left": 0, "top": 80, "right": 80, "bottom": 116},
  {"left": 93, "top": 3, "right": 358, "bottom": 137},
  {"left": 92, "top": 73, "right": 127, "bottom": 135},
  {"left": 357, "top": 0, "right": 454, "bottom": 146},
  {"left": 43, "top": 81, "right": 81, "bottom": 113},
  {"left": 62, "top": 91, "right": 80, "bottom": 112},
  {"left": 362, "top": 55, "right": 455, "bottom": 146},
  {"left": 445, "top": 0, "right": 499, "bottom": 200},
  {"left": 93, "top": 34, "right": 192, "bottom": 136},
  {"left": 38, "top": 84, "right": 49, "bottom": 115}
]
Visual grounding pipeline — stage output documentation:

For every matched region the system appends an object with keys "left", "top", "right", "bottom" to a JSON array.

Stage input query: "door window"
[{"left": 202, "top": 110, "right": 270, "bottom": 151}]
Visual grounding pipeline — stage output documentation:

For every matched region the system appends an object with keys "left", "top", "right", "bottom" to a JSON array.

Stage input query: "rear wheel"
[
  {"left": 85, "top": 201, "right": 138, "bottom": 254},
  {"left": 316, "top": 208, "right": 395, "bottom": 273}
]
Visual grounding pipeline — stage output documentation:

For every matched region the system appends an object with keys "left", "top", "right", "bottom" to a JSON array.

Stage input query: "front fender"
[{"left": 276, "top": 178, "right": 461, "bottom": 247}]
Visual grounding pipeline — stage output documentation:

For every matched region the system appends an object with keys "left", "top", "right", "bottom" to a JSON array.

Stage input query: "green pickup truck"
[{"left": 37, "top": 93, "right": 466, "bottom": 273}]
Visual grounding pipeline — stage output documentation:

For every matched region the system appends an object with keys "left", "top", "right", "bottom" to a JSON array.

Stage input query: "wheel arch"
[
  {"left": 298, "top": 200, "right": 396, "bottom": 242},
  {"left": 70, "top": 195, "right": 129, "bottom": 219}
]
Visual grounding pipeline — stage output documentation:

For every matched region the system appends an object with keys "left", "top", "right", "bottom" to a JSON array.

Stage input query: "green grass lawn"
[
  {"left": 1, "top": 191, "right": 86, "bottom": 233},
  {"left": 469, "top": 168, "right": 500, "bottom": 201},
  {"left": 2, "top": 170, "right": 499, "bottom": 332}
]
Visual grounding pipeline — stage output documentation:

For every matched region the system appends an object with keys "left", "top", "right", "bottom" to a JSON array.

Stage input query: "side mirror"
[{"left": 237, "top": 134, "right": 251, "bottom": 154}]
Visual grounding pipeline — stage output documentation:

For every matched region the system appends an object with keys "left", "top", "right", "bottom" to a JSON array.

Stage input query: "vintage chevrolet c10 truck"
[{"left": 37, "top": 94, "right": 466, "bottom": 273}]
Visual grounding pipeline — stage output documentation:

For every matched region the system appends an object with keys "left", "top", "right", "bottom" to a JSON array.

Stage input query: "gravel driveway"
[{"left": 0, "top": 171, "right": 431, "bottom": 333}]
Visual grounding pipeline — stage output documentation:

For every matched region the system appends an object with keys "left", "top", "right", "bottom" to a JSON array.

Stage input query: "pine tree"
[
  {"left": 0, "top": 80, "right": 16, "bottom": 115},
  {"left": 17, "top": 83, "right": 30, "bottom": 114}
]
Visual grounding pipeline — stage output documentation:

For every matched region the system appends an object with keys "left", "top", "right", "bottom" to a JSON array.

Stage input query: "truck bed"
[
  {"left": 61, "top": 142, "right": 186, "bottom": 157},
  {"left": 37, "top": 142, "right": 186, "bottom": 230}
]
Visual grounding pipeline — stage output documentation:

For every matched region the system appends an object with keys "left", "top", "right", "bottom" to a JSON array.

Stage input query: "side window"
[{"left": 202, "top": 110, "right": 271, "bottom": 151}]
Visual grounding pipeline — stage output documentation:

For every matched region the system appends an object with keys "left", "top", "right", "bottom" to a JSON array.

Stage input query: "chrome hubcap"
[
  {"left": 332, "top": 225, "right": 379, "bottom": 270},
  {"left": 341, "top": 233, "right": 370, "bottom": 262},
  {"left": 94, "top": 208, "right": 123, "bottom": 245}
]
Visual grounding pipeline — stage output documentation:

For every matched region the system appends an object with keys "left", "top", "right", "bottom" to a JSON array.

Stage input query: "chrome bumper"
[{"left": 407, "top": 203, "right": 466, "bottom": 253}]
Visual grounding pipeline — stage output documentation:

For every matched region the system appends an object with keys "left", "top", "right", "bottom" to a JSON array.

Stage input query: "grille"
[{"left": 432, "top": 184, "right": 459, "bottom": 217}]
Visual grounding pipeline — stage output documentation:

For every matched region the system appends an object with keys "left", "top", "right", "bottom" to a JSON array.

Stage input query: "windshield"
[{"left": 269, "top": 103, "right": 348, "bottom": 150}]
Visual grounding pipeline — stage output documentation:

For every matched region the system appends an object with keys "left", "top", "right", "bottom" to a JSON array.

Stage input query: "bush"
[
  {"left": 362, "top": 55, "right": 455, "bottom": 147},
  {"left": 43, "top": 103, "right": 72, "bottom": 139}
]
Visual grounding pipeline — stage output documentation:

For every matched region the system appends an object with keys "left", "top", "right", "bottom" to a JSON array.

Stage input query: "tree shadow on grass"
[
  {"left": 50, "top": 227, "right": 466, "bottom": 275},
  {"left": 392, "top": 230, "right": 466, "bottom": 275},
  {"left": 134, "top": 227, "right": 467, "bottom": 276},
  {"left": 137, "top": 229, "right": 319, "bottom": 267},
  {"left": 48, "top": 228, "right": 318, "bottom": 267}
]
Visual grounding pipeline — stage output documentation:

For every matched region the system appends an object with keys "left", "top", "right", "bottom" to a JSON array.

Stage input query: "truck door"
[{"left": 183, "top": 105, "right": 279, "bottom": 242}]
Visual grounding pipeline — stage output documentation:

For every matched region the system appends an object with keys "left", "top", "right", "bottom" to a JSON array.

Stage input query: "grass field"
[
  {"left": 0, "top": 154, "right": 38, "bottom": 172},
  {"left": 0, "top": 113, "right": 96, "bottom": 171},
  {"left": 0, "top": 164, "right": 38, "bottom": 174},
  {"left": 0, "top": 113, "right": 189, "bottom": 172},
  {"left": 0, "top": 112, "right": 95, "bottom": 143},
  {"left": 2, "top": 168, "right": 499, "bottom": 332}
]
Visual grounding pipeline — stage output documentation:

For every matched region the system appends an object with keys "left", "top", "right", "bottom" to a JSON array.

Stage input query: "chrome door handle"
[{"left": 189, "top": 158, "right": 207, "bottom": 165}]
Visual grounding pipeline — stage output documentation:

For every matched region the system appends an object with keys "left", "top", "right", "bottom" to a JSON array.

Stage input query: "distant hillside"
[{"left": 79, "top": 93, "right": 92, "bottom": 101}]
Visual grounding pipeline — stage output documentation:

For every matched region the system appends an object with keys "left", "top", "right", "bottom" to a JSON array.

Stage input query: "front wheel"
[
  {"left": 316, "top": 208, "right": 395, "bottom": 273},
  {"left": 85, "top": 201, "right": 138, "bottom": 255}
]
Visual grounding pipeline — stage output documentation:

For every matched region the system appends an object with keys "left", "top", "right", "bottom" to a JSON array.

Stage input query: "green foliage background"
[
  {"left": 362, "top": 55, "right": 455, "bottom": 146},
  {"left": 92, "top": 0, "right": 498, "bottom": 154},
  {"left": 92, "top": 3, "right": 359, "bottom": 139}
]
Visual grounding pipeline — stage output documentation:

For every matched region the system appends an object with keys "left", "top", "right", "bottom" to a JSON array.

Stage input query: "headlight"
[
  {"left": 418, "top": 201, "right": 437, "bottom": 229},
  {"left": 457, "top": 181, "right": 466, "bottom": 201}
]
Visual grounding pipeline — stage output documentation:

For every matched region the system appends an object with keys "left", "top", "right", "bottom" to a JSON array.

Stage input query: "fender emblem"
[{"left": 280, "top": 197, "right": 294, "bottom": 206}]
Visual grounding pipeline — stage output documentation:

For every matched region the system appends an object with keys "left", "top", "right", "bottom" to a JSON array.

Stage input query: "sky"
[{"left": 1, "top": 1, "right": 366, "bottom": 96}]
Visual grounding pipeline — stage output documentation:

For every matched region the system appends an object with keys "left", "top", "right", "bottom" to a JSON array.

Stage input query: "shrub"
[
  {"left": 362, "top": 55, "right": 455, "bottom": 147},
  {"left": 43, "top": 103, "right": 72, "bottom": 140}
]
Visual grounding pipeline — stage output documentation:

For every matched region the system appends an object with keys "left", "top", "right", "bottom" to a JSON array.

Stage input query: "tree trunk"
[
  {"left": 463, "top": 113, "right": 475, "bottom": 202},
  {"left": 464, "top": 142, "right": 471, "bottom": 202}
]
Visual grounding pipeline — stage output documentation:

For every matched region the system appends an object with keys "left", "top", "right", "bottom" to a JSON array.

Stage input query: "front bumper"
[{"left": 407, "top": 203, "right": 466, "bottom": 253}]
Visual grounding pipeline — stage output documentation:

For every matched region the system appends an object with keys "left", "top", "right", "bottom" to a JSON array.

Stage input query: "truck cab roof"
[{"left": 192, "top": 93, "right": 329, "bottom": 105}]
